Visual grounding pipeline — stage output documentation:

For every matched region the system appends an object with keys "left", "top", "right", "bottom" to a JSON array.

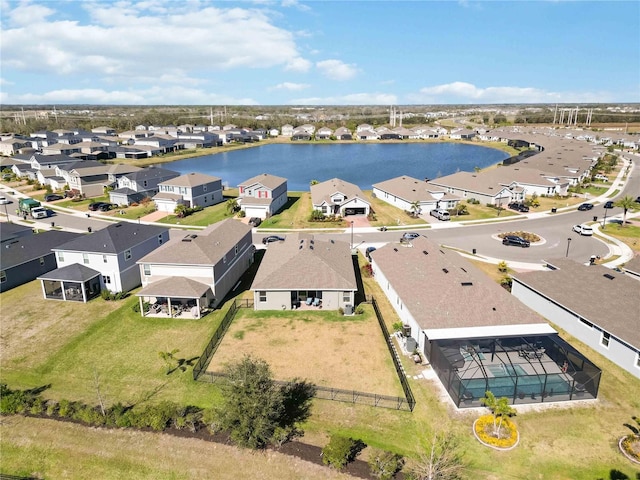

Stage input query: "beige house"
[
  {"left": 251, "top": 233, "right": 357, "bottom": 311},
  {"left": 237, "top": 173, "right": 288, "bottom": 219}
]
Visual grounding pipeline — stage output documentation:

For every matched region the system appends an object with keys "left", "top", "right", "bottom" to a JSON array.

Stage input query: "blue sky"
[{"left": 1, "top": 0, "right": 638, "bottom": 105}]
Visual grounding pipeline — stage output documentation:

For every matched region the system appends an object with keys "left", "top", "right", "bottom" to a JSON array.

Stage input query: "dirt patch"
[{"left": 209, "top": 309, "right": 404, "bottom": 396}]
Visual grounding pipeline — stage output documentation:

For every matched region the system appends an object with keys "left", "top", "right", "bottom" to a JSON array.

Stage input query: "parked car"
[
  {"left": 508, "top": 202, "right": 529, "bottom": 212},
  {"left": 572, "top": 224, "right": 593, "bottom": 236},
  {"left": 88, "top": 202, "right": 107, "bottom": 211},
  {"left": 430, "top": 208, "right": 451, "bottom": 221},
  {"left": 248, "top": 217, "right": 262, "bottom": 227},
  {"left": 0, "top": 196, "right": 11, "bottom": 205},
  {"left": 604, "top": 201, "right": 614, "bottom": 209},
  {"left": 400, "top": 232, "right": 420, "bottom": 242},
  {"left": 577, "top": 203, "right": 594, "bottom": 211},
  {"left": 502, "top": 235, "right": 531, "bottom": 247},
  {"left": 44, "top": 194, "right": 63, "bottom": 202},
  {"left": 262, "top": 235, "right": 285, "bottom": 244},
  {"left": 98, "top": 203, "right": 115, "bottom": 212},
  {"left": 635, "top": 196, "right": 640, "bottom": 204}
]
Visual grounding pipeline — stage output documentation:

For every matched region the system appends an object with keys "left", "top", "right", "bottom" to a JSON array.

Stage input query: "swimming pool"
[{"left": 487, "top": 364, "right": 527, "bottom": 377}]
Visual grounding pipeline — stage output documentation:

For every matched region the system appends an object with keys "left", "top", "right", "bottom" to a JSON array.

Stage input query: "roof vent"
[
  {"left": 422, "top": 250, "right": 428, "bottom": 255},
  {"left": 603, "top": 273, "right": 615, "bottom": 280},
  {"left": 330, "top": 239, "right": 334, "bottom": 244},
  {"left": 492, "top": 307, "right": 496, "bottom": 311},
  {"left": 393, "top": 248, "right": 398, "bottom": 252},
  {"left": 299, "top": 245, "right": 303, "bottom": 249},
  {"left": 461, "top": 282, "right": 473, "bottom": 286},
  {"left": 182, "top": 238, "right": 191, "bottom": 242},
  {"left": 190, "top": 235, "right": 197, "bottom": 239},
  {"left": 460, "top": 267, "right": 467, "bottom": 272},
  {"left": 442, "top": 268, "right": 448, "bottom": 274},
  {"left": 309, "top": 245, "right": 313, "bottom": 250}
]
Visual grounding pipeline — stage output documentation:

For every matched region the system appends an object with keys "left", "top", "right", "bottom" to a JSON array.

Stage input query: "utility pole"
[{"left": 553, "top": 104, "right": 558, "bottom": 124}]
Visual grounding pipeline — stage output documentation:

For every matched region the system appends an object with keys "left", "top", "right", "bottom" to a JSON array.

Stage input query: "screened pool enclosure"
[{"left": 427, "top": 334, "right": 601, "bottom": 408}]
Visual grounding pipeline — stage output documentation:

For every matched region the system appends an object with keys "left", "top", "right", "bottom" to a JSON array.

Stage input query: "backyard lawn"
[{"left": 210, "top": 307, "right": 404, "bottom": 397}]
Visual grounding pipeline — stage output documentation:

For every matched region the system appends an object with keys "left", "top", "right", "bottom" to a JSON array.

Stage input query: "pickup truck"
[{"left": 30, "top": 206, "right": 49, "bottom": 219}]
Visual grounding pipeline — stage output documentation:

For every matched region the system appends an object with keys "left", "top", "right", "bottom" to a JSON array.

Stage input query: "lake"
[{"left": 158, "top": 142, "right": 509, "bottom": 191}]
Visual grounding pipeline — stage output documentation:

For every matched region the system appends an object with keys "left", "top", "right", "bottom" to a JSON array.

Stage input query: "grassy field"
[
  {"left": 2, "top": 257, "right": 640, "bottom": 478},
  {"left": 601, "top": 223, "right": 640, "bottom": 253},
  {"left": 364, "top": 191, "right": 427, "bottom": 227},
  {"left": 211, "top": 307, "right": 404, "bottom": 396},
  {"left": 260, "top": 191, "right": 349, "bottom": 230}
]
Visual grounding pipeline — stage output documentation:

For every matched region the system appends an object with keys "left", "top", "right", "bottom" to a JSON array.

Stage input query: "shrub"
[
  {"left": 361, "top": 264, "right": 373, "bottom": 278},
  {"left": 309, "top": 210, "right": 325, "bottom": 221},
  {"left": 45, "top": 400, "right": 58, "bottom": 417},
  {"left": 57, "top": 399, "right": 75, "bottom": 418},
  {"left": 29, "top": 397, "right": 46, "bottom": 415},
  {"left": 129, "top": 401, "right": 178, "bottom": 431},
  {"left": 322, "top": 434, "right": 366, "bottom": 469},
  {"left": 0, "top": 389, "right": 32, "bottom": 414},
  {"left": 355, "top": 305, "right": 365, "bottom": 315},
  {"left": 368, "top": 448, "right": 404, "bottom": 480},
  {"left": 338, "top": 307, "right": 345, "bottom": 316}
]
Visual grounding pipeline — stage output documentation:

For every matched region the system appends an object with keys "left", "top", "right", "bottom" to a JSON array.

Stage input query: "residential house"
[
  {"left": 372, "top": 175, "right": 460, "bottom": 214},
  {"left": 136, "top": 219, "right": 254, "bottom": 313},
  {"left": 251, "top": 233, "right": 357, "bottom": 311},
  {"left": 316, "top": 127, "right": 333, "bottom": 140},
  {"left": 67, "top": 165, "right": 113, "bottom": 198},
  {"left": 511, "top": 259, "right": 640, "bottom": 379},
  {"left": 449, "top": 128, "right": 476, "bottom": 140},
  {"left": 237, "top": 173, "right": 288, "bottom": 219},
  {"left": 109, "top": 167, "right": 180, "bottom": 206},
  {"left": 134, "top": 135, "right": 179, "bottom": 154},
  {"left": 0, "top": 138, "right": 30, "bottom": 156},
  {"left": 334, "top": 127, "right": 352, "bottom": 140},
  {"left": 91, "top": 126, "right": 116, "bottom": 136},
  {"left": 1, "top": 228, "right": 80, "bottom": 293},
  {"left": 311, "top": 178, "right": 371, "bottom": 217},
  {"left": 281, "top": 124, "right": 294, "bottom": 137},
  {"left": 39, "top": 222, "right": 170, "bottom": 301},
  {"left": 369, "top": 236, "right": 601, "bottom": 408},
  {"left": 268, "top": 128, "right": 280, "bottom": 137},
  {"left": 154, "top": 172, "right": 223, "bottom": 212},
  {"left": 291, "top": 129, "right": 312, "bottom": 141}
]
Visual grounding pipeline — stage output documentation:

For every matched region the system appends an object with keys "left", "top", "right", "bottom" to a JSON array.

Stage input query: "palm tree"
[
  {"left": 410, "top": 201, "right": 421, "bottom": 217},
  {"left": 614, "top": 195, "right": 639, "bottom": 226},
  {"left": 226, "top": 198, "right": 239, "bottom": 214},
  {"left": 481, "top": 391, "right": 515, "bottom": 437}
]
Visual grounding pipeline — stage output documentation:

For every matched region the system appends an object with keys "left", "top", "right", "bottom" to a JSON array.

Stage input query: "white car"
[
  {"left": 572, "top": 224, "right": 593, "bottom": 236},
  {"left": 0, "top": 196, "right": 10, "bottom": 205}
]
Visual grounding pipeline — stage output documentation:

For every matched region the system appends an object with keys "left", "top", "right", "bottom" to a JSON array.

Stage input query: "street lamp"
[
  {"left": 350, "top": 220, "right": 354, "bottom": 249},
  {"left": 602, "top": 207, "right": 608, "bottom": 229},
  {"left": 3, "top": 202, "right": 9, "bottom": 223},
  {"left": 566, "top": 237, "right": 572, "bottom": 257}
]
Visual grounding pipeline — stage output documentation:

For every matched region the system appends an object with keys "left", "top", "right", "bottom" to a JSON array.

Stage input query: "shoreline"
[{"left": 113, "top": 137, "right": 519, "bottom": 170}]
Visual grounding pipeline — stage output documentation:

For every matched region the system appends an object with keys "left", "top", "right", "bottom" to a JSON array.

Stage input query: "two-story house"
[
  {"left": 237, "top": 173, "right": 288, "bottom": 219},
  {"left": 38, "top": 222, "right": 169, "bottom": 302},
  {"left": 310, "top": 178, "right": 371, "bottom": 217},
  {"left": 109, "top": 167, "right": 180, "bottom": 206},
  {"left": 153, "top": 172, "right": 224, "bottom": 212},
  {"left": 136, "top": 219, "right": 254, "bottom": 315}
]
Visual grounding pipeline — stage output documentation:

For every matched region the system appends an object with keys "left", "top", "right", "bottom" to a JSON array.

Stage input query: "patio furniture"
[
  {"left": 306, "top": 297, "right": 313, "bottom": 305},
  {"left": 312, "top": 298, "right": 321, "bottom": 307}
]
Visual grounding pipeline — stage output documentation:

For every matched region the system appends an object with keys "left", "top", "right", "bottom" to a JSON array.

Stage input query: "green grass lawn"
[{"left": 159, "top": 198, "right": 237, "bottom": 226}]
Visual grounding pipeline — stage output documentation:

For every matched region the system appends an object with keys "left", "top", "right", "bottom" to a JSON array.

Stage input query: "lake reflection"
[{"left": 158, "top": 142, "right": 509, "bottom": 191}]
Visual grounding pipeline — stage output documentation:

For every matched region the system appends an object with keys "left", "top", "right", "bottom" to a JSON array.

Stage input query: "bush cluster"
[
  {"left": 100, "top": 290, "right": 127, "bottom": 301},
  {"left": 498, "top": 231, "right": 541, "bottom": 243},
  {"left": 322, "top": 434, "right": 366, "bottom": 469}
]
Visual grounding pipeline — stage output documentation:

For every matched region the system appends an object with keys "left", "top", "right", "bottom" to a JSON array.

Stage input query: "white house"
[
  {"left": 311, "top": 178, "right": 371, "bottom": 217},
  {"left": 154, "top": 172, "right": 223, "bottom": 213},
  {"left": 237, "top": 173, "right": 288, "bottom": 219},
  {"left": 372, "top": 175, "right": 460, "bottom": 213}
]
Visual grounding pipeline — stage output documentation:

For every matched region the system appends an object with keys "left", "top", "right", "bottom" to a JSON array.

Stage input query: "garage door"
[{"left": 344, "top": 208, "right": 366, "bottom": 215}]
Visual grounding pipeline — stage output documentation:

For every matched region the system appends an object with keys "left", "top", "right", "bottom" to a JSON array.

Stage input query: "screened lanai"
[{"left": 428, "top": 334, "right": 601, "bottom": 408}]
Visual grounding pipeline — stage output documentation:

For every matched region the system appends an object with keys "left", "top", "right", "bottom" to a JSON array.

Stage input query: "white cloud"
[
  {"left": 316, "top": 59, "right": 359, "bottom": 81},
  {"left": 408, "top": 81, "right": 614, "bottom": 104},
  {"left": 281, "top": 0, "right": 311, "bottom": 11},
  {"left": 0, "top": 3, "right": 311, "bottom": 80},
  {"left": 5, "top": 86, "right": 258, "bottom": 105},
  {"left": 290, "top": 92, "right": 397, "bottom": 105},
  {"left": 0, "top": 77, "right": 14, "bottom": 86},
  {"left": 270, "top": 82, "right": 310, "bottom": 91}
]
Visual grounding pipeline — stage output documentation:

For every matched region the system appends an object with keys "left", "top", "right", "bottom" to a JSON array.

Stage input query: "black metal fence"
[
  {"left": 193, "top": 296, "right": 415, "bottom": 411},
  {"left": 369, "top": 296, "right": 416, "bottom": 411}
]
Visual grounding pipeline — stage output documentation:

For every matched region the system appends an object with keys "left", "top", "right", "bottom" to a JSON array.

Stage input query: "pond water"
[{"left": 158, "top": 142, "right": 509, "bottom": 191}]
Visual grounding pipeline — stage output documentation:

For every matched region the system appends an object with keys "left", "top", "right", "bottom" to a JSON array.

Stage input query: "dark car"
[
  {"left": 508, "top": 203, "right": 529, "bottom": 213},
  {"left": 502, "top": 235, "right": 531, "bottom": 247},
  {"left": 88, "top": 202, "right": 107, "bottom": 211},
  {"left": 604, "top": 201, "right": 614, "bottom": 209},
  {"left": 577, "top": 203, "right": 594, "bottom": 211},
  {"left": 45, "top": 194, "right": 63, "bottom": 202},
  {"left": 365, "top": 246, "right": 377, "bottom": 259},
  {"left": 248, "top": 217, "right": 262, "bottom": 227},
  {"left": 98, "top": 203, "right": 115, "bottom": 212},
  {"left": 262, "top": 235, "right": 285, "bottom": 244}
]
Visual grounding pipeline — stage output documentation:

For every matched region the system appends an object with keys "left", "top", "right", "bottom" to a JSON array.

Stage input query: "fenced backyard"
[{"left": 193, "top": 297, "right": 415, "bottom": 411}]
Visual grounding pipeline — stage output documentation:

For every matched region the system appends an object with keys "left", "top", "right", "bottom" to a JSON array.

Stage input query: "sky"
[{"left": 1, "top": 0, "right": 639, "bottom": 106}]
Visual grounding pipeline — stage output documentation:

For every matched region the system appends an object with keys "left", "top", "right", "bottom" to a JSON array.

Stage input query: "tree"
[
  {"left": 215, "top": 355, "right": 315, "bottom": 449},
  {"left": 310, "top": 179, "right": 319, "bottom": 186},
  {"left": 368, "top": 449, "right": 404, "bottom": 480},
  {"left": 174, "top": 204, "right": 188, "bottom": 218},
  {"left": 226, "top": 198, "right": 239, "bottom": 214},
  {"left": 410, "top": 201, "right": 421, "bottom": 217},
  {"left": 409, "top": 429, "right": 465, "bottom": 480},
  {"left": 497, "top": 260, "right": 508, "bottom": 273},
  {"left": 614, "top": 195, "right": 639, "bottom": 226},
  {"left": 480, "top": 391, "right": 516, "bottom": 437}
]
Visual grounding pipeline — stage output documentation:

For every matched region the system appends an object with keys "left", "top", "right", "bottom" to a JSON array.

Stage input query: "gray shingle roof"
[
  {"left": 126, "top": 167, "right": 179, "bottom": 182},
  {"left": 372, "top": 175, "right": 444, "bottom": 203},
  {"left": 137, "top": 276, "right": 211, "bottom": 297},
  {"left": 38, "top": 263, "right": 101, "bottom": 282},
  {"left": 239, "top": 173, "right": 287, "bottom": 190},
  {"left": 53, "top": 222, "right": 168, "bottom": 254},
  {"left": 251, "top": 233, "right": 356, "bottom": 291},
  {"left": 138, "top": 218, "right": 251, "bottom": 265},
  {"left": 1, "top": 231, "right": 81, "bottom": 269},
  {"left": 159, "top": 172, "right": 221, "bottom": 187},
  {"left": 310, "top": 178, "right": 367, "bottom": 206},
  {"left": 512, "top": 259, "right": 640, "bottom": 348},
  {"left": 371, "top": 236, "right": 547, "bottom": 330}
]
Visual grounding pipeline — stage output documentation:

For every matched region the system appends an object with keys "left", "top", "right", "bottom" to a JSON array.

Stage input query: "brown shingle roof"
[
  {"left": 371, "top": 236, "right": 547, "bottom": 330},
  {"left": 251, "top": 233, "right": 356, "bottom": 291},
  {"left": 310, "top": 178, "right": 367, "bottom": 206}
]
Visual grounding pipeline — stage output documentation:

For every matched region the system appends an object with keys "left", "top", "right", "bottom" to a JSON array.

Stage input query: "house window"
[
  {"left": 203, "top": 185, "right": 207, "bottom": 191},
  {"left": 103, "top": 255, "right": 108, "bottom": 263},
  {"left": 143, "top": 180, "right": 148, "bottom": 187},
  {"left": 0, "top": 270, "right": 6, "bottom": 283},
  {"left": 322, "top": 206, "right": 327, "bottom": 213},
  {"left": 39, "top": 257, "right": 45, "bottom": 266},
  {"left": 83, "top": 253, "right": 89, "bottom": 265},
  {"left": 103, "top": 275, "right": 111, "bottom": 284},
  {"left": 259, "top": 291, "right": 267, "bottom": 302},
  {"left": 342, "top": 291, "right": 351, "bottom": 303},
  {"left": 57, "top": 252, "right": 64, "bottom": 262},
  {"left": 143, "top": 264, "right": 150, "bottom": 276},
  {"left": 124, "top": 249, "right": 132, "bottom": 261},
  {"left": 601, "top": 332, "right": 610, "bottom": 348}
]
